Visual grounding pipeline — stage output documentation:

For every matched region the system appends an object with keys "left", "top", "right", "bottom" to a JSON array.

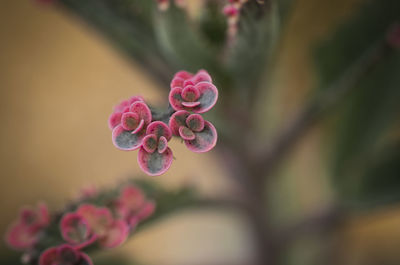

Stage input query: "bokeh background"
[{"left": 1, "top": 0, "right": 399, "bottom": 265}]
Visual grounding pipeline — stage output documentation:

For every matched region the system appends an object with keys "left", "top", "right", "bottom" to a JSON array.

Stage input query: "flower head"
[
  {"left": 6, "top": 203, "right": 50, "bottom": 250},
  {"left": 114, "top": 185, "right": 156, "bottom": 226},
  {"left": 60, "top": 204, "right": 129, "bottom": 249},
  {"left": 169, "top": 110, "right": 217, "bottom": 153},
  {"left": 169, "top": 70, "right": 218, "bottom": 113},
  {"left": 39, "top": 245, "right": 92, "bottom": 265},
  {"left": 109, "top": 97, "right": 152, "bottom": 151},
  {"left": 138, "top": 121, "right": 173, "bottom": 176}
]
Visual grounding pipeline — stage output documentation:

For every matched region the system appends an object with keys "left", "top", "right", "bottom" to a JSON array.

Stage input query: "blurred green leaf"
[
  {"left": 332, "top": 52, "right": 400, "bottom": 207},
  {"left": 314, "top": 0, "right": 400, "bottom": 207},
  {"left": 198, "top": 1, "right": 227, "bottom": 49},
  {"left": 59, "top": 0, "right": 173, "bottom": 85},
  {"left": 153, "top": 4, "right": 229, "bottom": 88},
  {"left": 227, "top": 1, "right": 280, "bottom": 92},
  {"left": 314, "top": 0, "right": 400, "bottom": 88}
]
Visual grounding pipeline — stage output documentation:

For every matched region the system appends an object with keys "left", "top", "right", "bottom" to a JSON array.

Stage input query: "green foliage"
[
  {"left": 199, "top": 1, "right": 227, "bottom": 49},
  {"left": 153, "top": 4, "right": 230, "bottom": 88},
  {"left": 59, "top": 0, "right": 173, "bottom": 85},
  {"left": 314, "top": 0, "right": 400, "bottom": 208},
  {"left": 314, "top": 0, "right": 400, "bottom": 88},
  {"left": 227, "top": 1, "right": 280, "bottom": 92}
]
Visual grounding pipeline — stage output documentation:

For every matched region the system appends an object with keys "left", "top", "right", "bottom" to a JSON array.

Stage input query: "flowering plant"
[
  {"left": 6, "top": 0, "right": 400, "bottom": 265},
  {"left": 5, "top": 179, "right": 205, "bottom": 265},
  {"left": 109, "top": 69, "right": 218, "bottom": 176}
]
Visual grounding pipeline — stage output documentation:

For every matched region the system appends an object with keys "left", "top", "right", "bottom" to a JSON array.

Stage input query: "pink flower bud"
[
  {"left": 6, "top": 203, "right": 50, "bottom": 250},
  {"left": 39, "top": 245, "right": 93, "bottom": 265}
]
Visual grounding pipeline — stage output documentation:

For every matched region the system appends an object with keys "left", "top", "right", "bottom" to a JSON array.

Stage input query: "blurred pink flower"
[
  {"left": 115, "top": 185, "right": 156, "bottom": 226},
  {"left": 39, "top": 244, "right": 92, "bottom": 265},
  {"left": 6, "top": 203, "right": 50, "bottom": 250}
]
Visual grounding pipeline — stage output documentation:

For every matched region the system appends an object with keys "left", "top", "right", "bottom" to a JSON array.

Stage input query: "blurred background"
[{"left": 0, "top": 0, "right": 399, "bottom": 265}]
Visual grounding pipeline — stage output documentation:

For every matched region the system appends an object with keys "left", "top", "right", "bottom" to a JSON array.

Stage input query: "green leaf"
[
  {"left": 59, "top": 0, "right": 173, "bottom": 85},
  {"left": 314, "top": 0, "right": 400, "bottom": 88},
  {"left": 227, "top": 1, "right": 280, "bottom": 91},
  {"left": 153, "top": 4, "right": 229, "bottom": 87},
  {"left": 313, "top": 0, "right": 400, "bottom": 207}
]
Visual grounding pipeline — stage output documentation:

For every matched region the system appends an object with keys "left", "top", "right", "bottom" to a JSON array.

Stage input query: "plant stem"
[{"left": 253, "top": 38, "right": 390, "bottom": 181}]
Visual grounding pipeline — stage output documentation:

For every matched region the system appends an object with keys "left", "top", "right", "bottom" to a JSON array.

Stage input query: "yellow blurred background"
[{"left": 1, "top": 0, "right": 400, "bottom": 265}]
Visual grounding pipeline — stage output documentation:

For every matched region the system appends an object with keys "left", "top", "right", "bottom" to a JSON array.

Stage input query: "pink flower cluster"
[
  {"left": 5, "top": 185, "right": 155, "bottom": 265},
  {"left": 6, "top": 203, "right": 49, "bottom": 250},
  {"left": 168, "top": 70, "right": 218, "bottom": 152},
  {"left": 223, "top": 0, "right": 249, "bottom": 39},
  {"left": 109, "top": 70, "right": 218, "bottom": 176}
]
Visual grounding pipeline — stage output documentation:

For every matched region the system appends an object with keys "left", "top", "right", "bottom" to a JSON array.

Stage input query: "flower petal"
[
  {"left": 128, "top": 96, "right": 144, "bottom": 105},
  {"left": 38, "top": 202, "right": 50, "bottom": 226},
  {"left": 98, "top": 220, "right": 129, "bottom": 249},
  {"left": 20, "top": 207, "right": 37, "bottom": 226},
  {"left": 60, "top": 213, "right": 91, "bottom": 245},
  {"left": 137, "top": 201, "right": 156, "bottom": 221},
  {"left": 6, "top": 223, "right": 37, "bottom": 250},
  {"left": 181, "top": 101, "right": 201, "bottom": 108},
  {"left": 58, "top": 245, "right": 80, "bottom": 263},
  {"left": 121, "top": 112, "right": 140, "bottom": 131},
  {"left": 146, "top": 121, "right": 172, "bottom": 141},
  {"left": 173, "top": 70, "right": 193, "bottom": 80},
  {"left": 181, "top": 85, "right": 200, "bottom": 101},
  {"left": 76, "top": 204, "right": 113, "bottom": 234},
  {"left": 108, "top": 112, "right": 123, "bottom": 130},
  {"left": 185, "top": 121, "right": 217, "bottom": 152},
  {"left": 168, "top": 110, "right": 190, "bottom": 136},
  {"left": 119, "top": 185, "right": 145, "bottom": 207},
  {"left": 39, "top": 246, "right": 58, "bottom": 265},
  {"left": 170, "top": 77, "right": 184, "bottom": 89},
  {"left": 131, "top": 119, "right": 145, "bottom": 135},
  {"left": 112, "top": 125, "right": 144, "bottom": 151},
  {"left": 179, "top": 126, "right": 195, "bottom": 140},
  {"left": 157, "top": 136, "right": 168, "bottom": 153},
  {"left": 142, "top": 134, "right": 158, "bottom": 153},
  {"left": 138, "top": 147, "right": 173, "bottom": 176},
  {"left": 192, "top": 70, "right": 212, "bottom": 84},
  {"left": 169, "top": 87, "right": 184, "bottom": 111},
  {"left": 193, "top": 82, "right": 218, "bottom": 113},
  {"left": 129, "top": 101, "right": 152, "bottom": 125},
  {"left": 79, "top": 253, "right": 94, "bottom": 265},
  {"left": 114, "top": 100, "right": 130, "bottom": 113},
  {"left": 186, "top": 114, "right": 205, "bottom": 132}
]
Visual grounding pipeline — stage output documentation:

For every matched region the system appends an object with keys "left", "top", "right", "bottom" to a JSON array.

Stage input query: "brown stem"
[{"left": 252, "top": 39, "right": 390, "bottom": 181}]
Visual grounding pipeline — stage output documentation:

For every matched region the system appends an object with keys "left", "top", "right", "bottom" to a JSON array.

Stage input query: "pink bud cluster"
[
  {"left": 6, "top": 203, "right": 50, "bottom": 250},
  {"left": 5, "top": 184, "right": 155, "bottom": 265},
  {"left": 109, "top": 70, "right": 218, "bottom": 176},
  {"left": 156, "top": 0, "right": 185, "bottom": 11},
  {"left": 223, "top": 0, "right": 249, "bottom": 39}
]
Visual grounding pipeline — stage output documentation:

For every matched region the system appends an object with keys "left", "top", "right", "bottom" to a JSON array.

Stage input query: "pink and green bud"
[
  {"left": 223, "top": 5, "right": 239, "bottom": 17},
  {"left": 60, "top": 213, "right": 92, "bottom": 247},
  {"left": 39, "top": 245, "right": 93, "bottom": 265},
  {"left": 5, "top": 203, "right": 50, "bottom": 250},
  {"left": 169, "top": 74, "right": 218, "bottom": 113},
  {"left": 138, "top": 121, "right": 173, "bottom": 176},
  {"left": 75, "top": 204, "right": 129, "bottom": 249},
  {"left": 111, "top": 101, "right": 152, "bottom": 151},
  {"left": 115, "top": 185, "right": 156, "bottom": 224},
  {"left": 169, "top": 111, "right": 218, "bottom": 153}
]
